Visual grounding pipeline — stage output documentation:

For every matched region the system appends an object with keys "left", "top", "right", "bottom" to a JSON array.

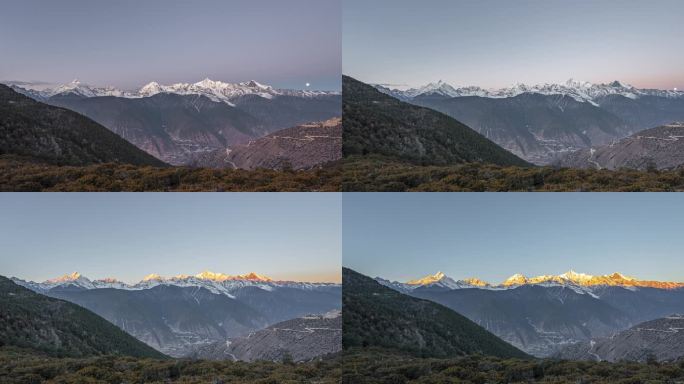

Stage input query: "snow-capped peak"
[
  {"left": 502, "top": 273, "right": 528, "bottom": 286},
  {"left": 375, "top": 79, "right": 684, "bottom": 105},
  {"left": 190, "top": 270, "right": 273, "bottom": 282},
  {"left": 460, "top": 277, "right": 490, "bottom": 287},
  {"left": 407, "top": 271, "right": 447, "bottom": 285},
  {"left": 46, "top": 271, "right": 83, "bottom": 283},
  {"left": 142, "top": 273, "right": 164, "bottom": 282},
  {"left": 138, "top": 81, "right": 163, "bottom": 96},
  {"left": 558, "top": 269, "right": 594, "bottom": 283},
  {"left": 10, "top": 78, "right": 337, "bottom": 105}
]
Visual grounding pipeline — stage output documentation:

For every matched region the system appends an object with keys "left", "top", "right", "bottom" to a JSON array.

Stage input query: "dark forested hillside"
[
  {"left": 342, "top": 76, "right": 530, "bottom": 167},
  {"left": 342, "top": 155, "right": 684, "bottom": 192},
  {"left": 0, "top": 276, "right": 165, "bottom": 359},
  {"left": 0, "top": 347, "right": 341, "bottom": 384},
  {"left": 0, "top": 85, "right": 166, "bottom": 167},
  {"left": 342, "top": 268, "right": 529, "bottom": 359},
  {"left": 341, "top": 348, "right": 684, "bottom": 384}
]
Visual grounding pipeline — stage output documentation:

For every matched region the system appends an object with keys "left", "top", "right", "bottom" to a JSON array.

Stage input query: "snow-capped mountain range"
[
  {"left": 374, "top": 79, "right": 684, "bottom": 106},
  {"left": 12, "top": 270, "right": 339, "bottom": 299},
  {"left": 377, "top": 270, "right": 684, "bottom": 296},
  {"left": 11, "top": 78, "right": 338, "bottom": 106}
]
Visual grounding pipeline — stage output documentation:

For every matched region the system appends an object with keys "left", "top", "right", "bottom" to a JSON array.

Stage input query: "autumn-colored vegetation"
[
  {"left": 0, "top": 347, "right": 341, "bottom": 384},
  {"left": 343, "top": 156, "right": 684, "bottom": 191},
  {"left": 0, "top": 156, "right": 341, "bottom": 192},
  {"left": 342, "top": 348, "right": 684, "bottom": 384}
]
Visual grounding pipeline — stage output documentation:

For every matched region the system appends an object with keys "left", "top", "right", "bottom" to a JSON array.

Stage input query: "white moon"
[{"left": 305, "top": 83, "right": 310, "bottom": 87}]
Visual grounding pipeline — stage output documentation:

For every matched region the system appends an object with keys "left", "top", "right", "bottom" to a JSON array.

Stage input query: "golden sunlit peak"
[
  {"left": 502, "top": 273, "right": 528, "bottom": 286},
  {"left": 238, "top": 272, "right": 273, "bottom": 282},
  {"left": 462, "top": 277, "right": 490, "bottom": 287},
  {"left": 193, "top": 270, "right": 273, "bottom": 282},
  {"left": 142, "top": 273, "right": 164, "bottom": 282},
  {"left": 47, "top": 272, "right": 82, "bottom": 283},
  {"left": 407, "top": 271, "right": 446, "bottom": 285},
  {"left": 195, "top": 271, "right": 232, "bottom": 281},
  {"left": 496, "top": 270, "right": 684, "bottom": 289}
]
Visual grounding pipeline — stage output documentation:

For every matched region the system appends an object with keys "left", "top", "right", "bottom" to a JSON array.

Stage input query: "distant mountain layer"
[
  {"left": 46, "top": 93, "right": 264, "bottom": 165},
  {"left": 11, "top": 78, "right": 337, "bottom": 103},
  {"left": 377, "top": 270, "right": 684, "bottom": 357},
  {"left": 343, "top": 76, "right": 530, "bottom": 167},
  {"left": 383, "top": 270, "right": 684, "bottom": 292},
  {"left": 0, "top": 276, "right": 165, "bottom": 358},
  {"left": 10, "top": 80, "right": 341, "bottom": 166},
  {"left": 556, "top": 315, "right": 684, "bottom": 362},
  {"left": 13, "top": 271, "right": 341, "bottom": 357},
  {"left": 559, "top": 122, "right": 684, "bottom": 170},
  {"left": 342, "top": 268, "right": 529, "bottom": 359},
  {"left": 375, "top": 80, "right": 684, "bottom": 164},
  {"left": 193, "top": 118, "right": 341, "bottom": 170},
  {"left": 376, "top": 79, "right": 683, "bottom": 104},
  {"left": 0, "top": 84, "right": 166, "bottom": 166},
  {"left": 411, "top": 93, "right": 631, "bottom": 164},
  {"left": 189, "top": 311, "right": 341, "bottom": 362}
]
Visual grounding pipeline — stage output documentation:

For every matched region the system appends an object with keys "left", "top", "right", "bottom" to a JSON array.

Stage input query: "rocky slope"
[
  {"left": 0, "top": 84, "right": 166, "bottom": 167},
  {"left": 558, "top": 122, "right": 684, "bottom": 170},
  {"left": 193, "top": 118, "right": 341, "bottom": 170},
  {"left": 189, "top": 311, "right": 341, "bottom": 362},
  {"left": 0, "top": 276, "right": 165, "bottom": 358},
  {"left": 556, "top": 315, "right": 684, "bottom": 362}
]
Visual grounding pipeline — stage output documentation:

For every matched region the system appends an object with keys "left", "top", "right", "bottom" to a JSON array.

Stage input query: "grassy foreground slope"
[{"left": 342, "top": 268, "right": 529, "bottom": 359}]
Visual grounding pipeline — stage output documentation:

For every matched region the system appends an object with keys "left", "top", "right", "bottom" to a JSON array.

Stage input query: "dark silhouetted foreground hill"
[
  {"left": 0, "top": 276, "right": 165, "bottom": 359},
  {"left": 342, "top": 268, "right": 529, "bottom": 359},
  {"left": 342, "top": 76, "right": 529, "bottom": 167},
  {"left": 0, "top": 85, "right": 166, "bottom": 167}
]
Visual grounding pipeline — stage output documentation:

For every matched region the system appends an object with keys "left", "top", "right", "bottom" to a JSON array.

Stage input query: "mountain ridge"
[
  {"left": 0, "top": 84, "right": 167, "bottom": 166},
  {"left": 376, "top": 79, "right": 684, "bottom": 105},
  {"left": 343, "top": 267, "right": 530, "bottom": 359},
  {"left": 383, "top": 270, "right": 684, "bottom": 292},
  {"left": 10, "top": 78, "right": 339, "bottom": 106},
  {"left": 342, "top": 75, "right": 530, "bottom": 167},
  {"left": 0, "top": 275, "right": 166, "bottom": 359}
]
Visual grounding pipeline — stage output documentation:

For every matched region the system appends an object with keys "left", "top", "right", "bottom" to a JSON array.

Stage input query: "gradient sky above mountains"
[
  {"left": 0, "top": 0, "right": 341, "bottom": 91},
  {"left": 343, "top": 193, "right": 684, "bottom": 284},
  {"left": 344, "top": 0, "right": 684, "bottom": 90},
  {"left": 0, "top": 193, "right": 341, "bottom": 283}
]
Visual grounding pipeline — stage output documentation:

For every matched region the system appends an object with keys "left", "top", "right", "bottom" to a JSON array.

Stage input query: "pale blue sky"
[
  {"left": 344, "top": 193, "right": 684, "bottom": 284},
  {"left": 0, "top": 0, "right": 341, "bottom": 91},
  {"left": 0, "top": 193, "right": 341, "bottom": 283},
  {"left": 344, "top": 0, "right": 684, "bottom": 90}
]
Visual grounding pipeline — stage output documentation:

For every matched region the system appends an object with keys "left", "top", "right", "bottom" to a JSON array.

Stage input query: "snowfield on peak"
[
  {"left": 374, "top": 79, "right": 684, "bottom": 105},
  {"left": 375, "top": 269, "right": 684, "bottom": 296},
  {"left": 9, "top": 78, "right": 339, "bottom": 106},
  {"left": 11, "top": 270, "right": 339, "bottom": 298}
]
